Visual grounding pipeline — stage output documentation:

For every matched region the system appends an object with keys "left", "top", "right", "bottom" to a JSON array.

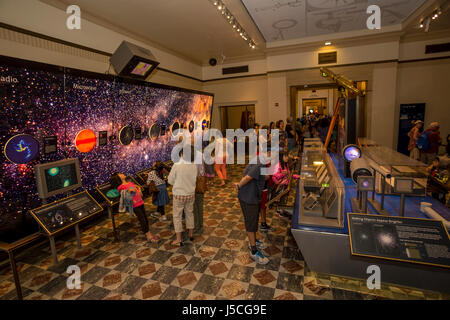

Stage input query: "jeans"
[
  {"left": 193, "top": 193, "right": 204, "bottom": 231},
  {"left": 172, "top": 195, "right": 195, "bottom": 233}
]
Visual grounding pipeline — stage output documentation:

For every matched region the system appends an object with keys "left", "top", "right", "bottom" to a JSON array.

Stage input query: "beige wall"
[
  {"left": 397, "top": 59, "right": 450, "bottom": 143},
  {"left": 203, "top": 75, "right": 268, "bottom": 130}
]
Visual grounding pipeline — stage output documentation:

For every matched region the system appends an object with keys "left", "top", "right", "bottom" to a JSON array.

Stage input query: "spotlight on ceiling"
[{"left": 325, "top": 41, "right": 332, "bottom": 46}]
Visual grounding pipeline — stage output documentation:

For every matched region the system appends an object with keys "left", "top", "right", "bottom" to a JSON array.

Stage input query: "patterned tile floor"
[{"left": 0, "top": 164, "right": 449, "bottom": 300}]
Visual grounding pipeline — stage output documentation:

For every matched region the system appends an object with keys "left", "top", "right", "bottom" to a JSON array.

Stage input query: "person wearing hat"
[
  {"left": 408, "top": 120, "right": 423, "bottom": 160},
  {"left": 420, "top": 122, "right": 442, "bottom": 165}
]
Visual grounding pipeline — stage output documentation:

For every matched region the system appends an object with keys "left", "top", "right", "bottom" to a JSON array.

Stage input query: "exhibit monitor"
[
  {"left": 35, "top": 158, "right": 82, "bottom": 199},
  {"left": 110, "top": 41, "right": 160, "bottom": 80}
]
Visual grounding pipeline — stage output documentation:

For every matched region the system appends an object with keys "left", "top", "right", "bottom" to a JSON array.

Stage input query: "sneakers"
[
  {"left": 151, "top": 212, "right": 160, "bottom": 219},
  {"left": 250, "top": 250, "right": 269, "bottom": 265},
  {"left": 248, "top": 239, "right": 267, "bottom": 251},
  {"left": 260, "top": 223, "right": 275, "bottom": 233}
]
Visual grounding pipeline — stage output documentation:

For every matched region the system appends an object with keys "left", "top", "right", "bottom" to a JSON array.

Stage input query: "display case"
[
  {"left": 361, "top": 145, "right": 428, "bottom": 196},
  {"left": 298, "top": 147, "right": 346, "bottom": 228}
]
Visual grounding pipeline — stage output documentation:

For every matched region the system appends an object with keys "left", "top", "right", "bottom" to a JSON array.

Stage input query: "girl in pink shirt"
[{"left": 111, "top": 173, "right": 159, "bottom": 243}]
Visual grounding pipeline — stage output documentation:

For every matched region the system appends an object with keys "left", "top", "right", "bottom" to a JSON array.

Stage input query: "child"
[
  {"left": 147, "top": 161, "right": 170, "bottom": 221},
  {"left": 194, "top": 150, "right": 207, "bottom": 235},
  {"left": 204, "top": 150, "right": 215, "bottom": 185},
  {"left": 110, "top": 173, "right": 159, "bottom": 243},
  {"left": 271, "top": 153, "right": 292, "bottom": 219}
]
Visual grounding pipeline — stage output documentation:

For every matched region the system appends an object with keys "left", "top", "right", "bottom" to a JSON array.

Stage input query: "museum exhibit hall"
[{"left": 0, "top": 0, "right": 450, "bottom": 309}]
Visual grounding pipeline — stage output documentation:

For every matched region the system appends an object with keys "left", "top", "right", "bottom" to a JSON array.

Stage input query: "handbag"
[{"left": 195, "top": 175, "right": 207, "bottom": 194}]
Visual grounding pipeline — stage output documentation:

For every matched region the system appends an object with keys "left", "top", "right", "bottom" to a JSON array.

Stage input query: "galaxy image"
[{"left": 0, "top": 60, "right": 213, "bottom": 243}]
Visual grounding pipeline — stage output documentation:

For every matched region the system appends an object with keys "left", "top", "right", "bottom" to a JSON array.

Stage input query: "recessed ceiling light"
[{"left": 325, "top": 41, "right": 332, "bottom": 46}]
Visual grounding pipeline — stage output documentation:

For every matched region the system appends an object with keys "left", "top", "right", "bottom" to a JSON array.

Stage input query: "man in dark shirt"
[
  {"left": 234, "top": 149, "right": 273, "bottom": 265},
  {"left": 420, "top": 122, "right": 442, "bottom": 165}
]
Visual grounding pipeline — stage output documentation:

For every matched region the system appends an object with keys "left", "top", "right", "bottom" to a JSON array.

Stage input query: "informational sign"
[
  {"left": 43, "top": 136, "right": 58, "bottom": 154},
  {"left": 348, "top": 213, "right": 450, "bottom": 268},
  {"left": 30, "top": 191, "right": 103, "bottom": 235},
  {"left": 98, "top": 131, "right": 108, "bottom": 146}
]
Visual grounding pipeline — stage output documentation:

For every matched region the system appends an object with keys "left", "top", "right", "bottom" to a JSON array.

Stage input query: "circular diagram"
[
  {"left": 189, "top": 120, "right": 195, "bottom": 133},
  {"left": 75, "top": 129, "right": 96, "bottom": 153},
  {"left": 171, "top": 121, "right": 180, "bottom": 136},
  {"left": 4, "top": 134, "right": 40, "bottom": 164},
  {"left": 149, "top": 123, "right": 161, "bottom": 141},
  {"left": 119, "top": 125, "right": 134, "bottom": 145}
]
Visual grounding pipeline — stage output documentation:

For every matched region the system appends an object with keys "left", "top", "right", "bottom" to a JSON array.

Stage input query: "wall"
[
  {"left": 397, "top": 58, "right": 450, "bottom": 143},
  {"left": 203, "top": 75, "right": 268, "bottom": 130},
  {"left": 0, "top": 0, "right": 203, "bottom": 91}
]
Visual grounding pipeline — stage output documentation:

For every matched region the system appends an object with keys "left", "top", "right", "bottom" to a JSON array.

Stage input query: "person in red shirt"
[
  {"left": 420, "top": 122, "right": 442, "bottom": 165},
  {"left": 111, "top": 173, "right": 159, "bottom": 243}
]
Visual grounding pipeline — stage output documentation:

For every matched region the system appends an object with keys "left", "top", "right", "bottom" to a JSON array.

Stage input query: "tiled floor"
[{"left": 0, "top": 164, "right": 448, "bottom": 300}]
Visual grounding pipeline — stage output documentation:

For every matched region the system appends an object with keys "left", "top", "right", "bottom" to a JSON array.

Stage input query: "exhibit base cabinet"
[{"left": 291, "top": 228, "right": 450, "bottom": 293}]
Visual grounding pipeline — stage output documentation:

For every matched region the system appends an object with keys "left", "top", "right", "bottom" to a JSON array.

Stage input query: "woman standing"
[
  {"left": 110, "top": 173, "right": 159, "bottom": 243},
  {"left": 147, "top": 162, "right": 170, "bottom": 221},
  {"left": 408, "top": 120, "right": 423, "bottom": 160}
]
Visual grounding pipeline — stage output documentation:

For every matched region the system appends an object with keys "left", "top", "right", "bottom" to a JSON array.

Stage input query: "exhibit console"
[
  {"left": 0, "top": 55, "right": 214, "bottom": 245},
  {"left": 291, "top": 139, "right": 450, "bottom": 293}
]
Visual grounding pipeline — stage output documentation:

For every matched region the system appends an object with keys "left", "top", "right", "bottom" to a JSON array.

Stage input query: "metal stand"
[
  {"left": 75, "top": 224, "right": 82, "bottom": 249},
  {"left": 367, "top": 172, "right": 390, "bottom": 216},
  {"left": 399, "top": 194, "right": 406, "bottom": 217},
  {"left": 49, "top": 236, "right": 58, "bottom": 264},
  {"left": 8, "top": 251, "right": 22, "bottom": 300}
]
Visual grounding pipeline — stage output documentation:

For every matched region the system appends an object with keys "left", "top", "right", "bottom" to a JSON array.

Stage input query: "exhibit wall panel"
[
  {"left": 397, "top": 58, "right": 450, "bottom": 143},
  {"left": 0, "top": 57, "right": 213, "bottom": 244},
  {"left": 0, "top": 62, "right": 66, "bottom": 241}
]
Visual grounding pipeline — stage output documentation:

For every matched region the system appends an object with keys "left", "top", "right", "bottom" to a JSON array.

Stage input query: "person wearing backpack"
[
  {"left": 408, "top": 120, "right": 423, "bottom": 160},
  {"left": 419, "top": 122, "right": 442, "bottom": 165}
]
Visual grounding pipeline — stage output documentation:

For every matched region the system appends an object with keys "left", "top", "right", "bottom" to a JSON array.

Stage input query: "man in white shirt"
[{"left": 168, "top": 145, "right": 198, "bottom": 246}]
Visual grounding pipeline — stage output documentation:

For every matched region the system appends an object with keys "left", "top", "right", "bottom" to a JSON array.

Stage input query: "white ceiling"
[
  {"left": 40, "top": 0, "right": 447, "bottom": 65},
  {"left": 241, "top": 0, "right": 427, "bottom": 42}
]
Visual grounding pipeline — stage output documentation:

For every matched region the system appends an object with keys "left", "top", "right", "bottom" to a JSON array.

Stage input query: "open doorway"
[
  {"left": 219, "top": 105, "right": 256, "bottom": 131},
  {"left": 302, "top": 98, "right": 328, "bottom": 116}
]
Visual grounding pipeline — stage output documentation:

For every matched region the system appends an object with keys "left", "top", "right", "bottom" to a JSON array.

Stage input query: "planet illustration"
[{"left": 75, "top": 129, "right": 96, "bottom": 153}]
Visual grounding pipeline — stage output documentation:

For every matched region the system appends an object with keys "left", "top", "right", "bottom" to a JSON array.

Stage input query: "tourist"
[
  {"left": 419, "top": 122, "right": 442, "bottom": 165},
  {"left": 234, "top": 148, "right": 271, "bottom": 265},
  {"left": 408, "top": 120, "right": 423, "bottom": 160},
  {"left": 168, "top": 146, "right": 198, "bottom": 246},
  {"left": 110, "top": 173, "right": 159, "bottom": 243},
  {"left": 147, "top": 161, "right": 170, "bottom": 221}
]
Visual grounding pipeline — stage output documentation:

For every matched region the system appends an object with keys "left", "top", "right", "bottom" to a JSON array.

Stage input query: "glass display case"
[
  {"left": 298, "top": 148, "right": 346, "bottom": 228},
  {"left": 361, "top": 145, "right": 428, "bottom": 196}
]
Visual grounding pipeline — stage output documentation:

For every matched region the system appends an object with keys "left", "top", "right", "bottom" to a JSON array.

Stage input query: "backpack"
[{"left": 416, "top": 131, "right": 431, "bottom": 151}]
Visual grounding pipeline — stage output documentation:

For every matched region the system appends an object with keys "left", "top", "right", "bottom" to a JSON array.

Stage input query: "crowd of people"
[{"left": 107, "top": 114, "right": 448, "bottom": 268}]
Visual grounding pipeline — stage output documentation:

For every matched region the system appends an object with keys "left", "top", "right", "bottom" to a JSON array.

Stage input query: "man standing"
[
  {"left": 420, "top": 122, "right": 442, "bottom": 165},
  {"left": 234, "top": 149, "right": 272, "bottom": 265}
]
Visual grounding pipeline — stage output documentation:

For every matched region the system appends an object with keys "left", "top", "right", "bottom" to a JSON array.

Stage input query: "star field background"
[{"left": 0, "top": 61, "right": 212, "bottom": 243}]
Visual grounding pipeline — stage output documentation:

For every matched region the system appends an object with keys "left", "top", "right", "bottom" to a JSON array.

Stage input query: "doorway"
[
  {"left": 219, "top": 105, "right": 256, "bottom": 131},
  {"left": 302, "top": 98, "right": 327, "bottom": 116}
]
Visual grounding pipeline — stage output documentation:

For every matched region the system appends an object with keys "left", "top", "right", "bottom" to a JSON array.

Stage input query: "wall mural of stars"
[{"left": 0, "top": 57, "right": 213, "bottom": 243}]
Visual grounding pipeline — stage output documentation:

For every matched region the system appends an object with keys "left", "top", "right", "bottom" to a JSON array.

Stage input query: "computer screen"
[{"left": 35, "top": 158, "right": 82, "bottom": 199}]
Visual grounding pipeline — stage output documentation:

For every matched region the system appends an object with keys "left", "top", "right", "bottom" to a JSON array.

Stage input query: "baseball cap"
[{"left": 430, "top": 122, "right": 440, "bottom": 128}]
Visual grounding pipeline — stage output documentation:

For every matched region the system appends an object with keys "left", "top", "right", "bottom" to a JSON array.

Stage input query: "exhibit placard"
[
  {"left": 348, "top": 213, "right": 450, "bottom": 268},
  {"left": 30, "top": 191, "right": 103, "bottom": 235}
]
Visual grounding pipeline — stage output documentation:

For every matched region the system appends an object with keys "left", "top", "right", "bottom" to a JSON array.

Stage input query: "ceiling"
[
  {"left": 242, "top": 0, "right": 427, "bottom": 42},
  {"left": 39, "top": 0, "right": 449, "bottom": 66}
]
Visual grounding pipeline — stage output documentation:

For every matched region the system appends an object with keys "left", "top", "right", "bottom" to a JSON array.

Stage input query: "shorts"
[
  {"left": 239, "top": 200, "right": 260, "bottom": 233},
  {"left": 260, "top": 190, "right": 268, "bottom": 210}
]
